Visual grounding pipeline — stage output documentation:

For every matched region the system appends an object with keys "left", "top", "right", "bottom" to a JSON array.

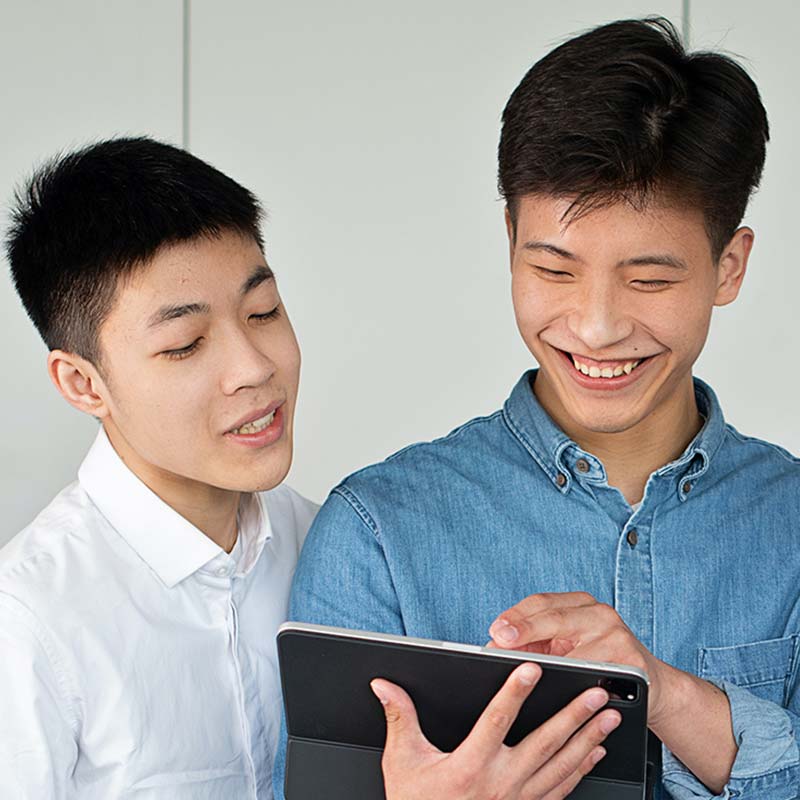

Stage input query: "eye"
[
  {"left": 534, "top": 266, "right": 573, "bottom": 280},
  {"left": 249, "top": 305, "right": 281, "bottom": 323},
  {"left": 631, "top": 279, "right": 672, "bottom": 290},
  {"left": 161, "top": 338, "right": 202, "bottom": 360}
]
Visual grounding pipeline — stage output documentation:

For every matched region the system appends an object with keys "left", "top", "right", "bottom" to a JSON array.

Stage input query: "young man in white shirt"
[{"left": 0, "top": 137, "right": 318, "bottom": 798}]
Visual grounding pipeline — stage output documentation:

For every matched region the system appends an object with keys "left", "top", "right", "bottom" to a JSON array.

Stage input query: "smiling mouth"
[
  {"left": 228, "top": 410, "right": 276, "bottom": 435},
  {"left": 558, "top": 349, "right": 653, "bottom": 379}
]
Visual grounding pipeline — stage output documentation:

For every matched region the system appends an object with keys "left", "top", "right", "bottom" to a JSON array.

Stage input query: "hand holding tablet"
[
  {"left": 371, "top": 661, "right": 620, "bottom": 800},
  {"left": 278, "top": 623, "right": 655, "bottom": 799}
]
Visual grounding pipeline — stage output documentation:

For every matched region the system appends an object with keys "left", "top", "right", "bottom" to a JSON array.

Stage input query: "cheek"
[
  {"left": 645, "top": 289, "right": 714, "bottom": 360},
  {"left": 511, "top": 273, "right": 559, "bottom": 334},
  {"left": 108, "top": 357, "right": 212, "bottom": 438}
]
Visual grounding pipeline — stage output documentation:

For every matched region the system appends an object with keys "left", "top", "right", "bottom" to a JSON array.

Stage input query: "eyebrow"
[
  {"left": 618, "top": 254, "right": 689, "bottom": 270},
  {"left": 240, "top": 264, "right": 274, "bottom": 296},
  {"left": 146, "top": 265, "right": 275, "bottom": 329},
  {"left": 522, "top": 240, "right": 688, "bottom": 270},
  {"left": 147, "top": 302, "right": 211, "bottom": 328},
  {"left": 522, "top": 240, "right": 579, "bottom": 261}
]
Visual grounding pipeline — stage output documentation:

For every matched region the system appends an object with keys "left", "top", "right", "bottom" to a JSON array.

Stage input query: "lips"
[
  {"left": 554, "top": 347, "right": 659, "bottom": 389},
  {"left": 225, "top": 400, "right": 282, "bottom": 435},
  {"left": 570, "top": 352, "right": 644, "bottom": 378}
]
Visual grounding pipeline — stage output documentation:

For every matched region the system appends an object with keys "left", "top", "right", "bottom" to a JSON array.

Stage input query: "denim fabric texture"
[{"left": 275, "top": 370, "right": 800, "bottom": 799}]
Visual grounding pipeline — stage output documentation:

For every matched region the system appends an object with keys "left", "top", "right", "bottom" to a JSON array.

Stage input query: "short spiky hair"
[
  {"left": 6, "top": 136, "right": 264, "bottom": 364},
  {"left": 498, "top": 17, "right": 769, "bottom": 259}
]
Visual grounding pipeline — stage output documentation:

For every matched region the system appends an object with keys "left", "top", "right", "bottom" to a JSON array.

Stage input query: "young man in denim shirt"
[{"left": 277, "top": 18, "right": 799, "bottom": 799}]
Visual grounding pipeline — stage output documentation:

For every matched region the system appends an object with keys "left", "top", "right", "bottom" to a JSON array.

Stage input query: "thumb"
[{"left": 370, "top": 678, "right": 429, "bottom": 763}]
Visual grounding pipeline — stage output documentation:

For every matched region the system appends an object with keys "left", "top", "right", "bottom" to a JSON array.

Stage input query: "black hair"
[
  {"left": 498, "top": 17, "right": 769, "bottom": 259},
  {"left": 6, "top": 136, "right": 264, "bottom": 365}
]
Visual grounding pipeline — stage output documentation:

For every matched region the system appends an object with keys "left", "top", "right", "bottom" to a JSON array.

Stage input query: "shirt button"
[
  {"left": 626, "top": 529, "right": 638, "bottom": 547},
  {"left": 216, "top": 566, "right": 228, "bottom": 577},
  {"left": 556, "top": 472, "right": 567, "bottom": 487},
  {"left": 682, "top": 481, "right": 692, "bottom": 494},
  {"left": 576, "top": 458, "right": 590, "bottom": 474}
]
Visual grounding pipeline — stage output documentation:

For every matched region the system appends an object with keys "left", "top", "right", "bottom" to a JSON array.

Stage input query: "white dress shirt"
[{"left": 0, "top": 429, "right": 317, "bottom": 799}]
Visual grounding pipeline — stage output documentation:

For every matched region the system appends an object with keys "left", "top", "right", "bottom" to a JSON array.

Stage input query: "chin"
[
  {"left": 568, "top": 407, "right": 645, "bottom": 435},
  {"left": 582, "top": 420, "right": 639, "bottom": 435}
]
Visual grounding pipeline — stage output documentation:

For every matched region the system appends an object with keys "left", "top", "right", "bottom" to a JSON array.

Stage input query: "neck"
[
  {"left": 534, "top": 373, "right": 703, "bottom": 505},
  {"left": 102, "top": 424, "right": 241, "bottom": 552}
]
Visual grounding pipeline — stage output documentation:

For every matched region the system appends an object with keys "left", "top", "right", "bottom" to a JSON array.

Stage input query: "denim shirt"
[{"left": 276, "top": 371, "right": 800, "bottom": 799}]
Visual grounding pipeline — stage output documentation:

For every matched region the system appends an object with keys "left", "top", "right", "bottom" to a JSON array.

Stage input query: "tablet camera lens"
[{"left": 597, "top": 677, "right": 639, "bottom": 703}]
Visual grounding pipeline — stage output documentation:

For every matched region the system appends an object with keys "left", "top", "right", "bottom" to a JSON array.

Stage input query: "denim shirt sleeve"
[
  {"left": 662, "top": 679, "right": 800, "bottom": 799},
  {"left": 272, "top": 487, "right": 404, "bottom": 799}
]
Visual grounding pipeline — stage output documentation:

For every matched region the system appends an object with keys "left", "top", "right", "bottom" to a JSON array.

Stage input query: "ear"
[
  {"left": 504, "top": 206, "right": 516, "bottom": 269},
  {"left": 714, "top": 227, "right": 754, "bottom": 307},
  {"left": 47, "top": 350, "right": 111, "bottom": 419}
]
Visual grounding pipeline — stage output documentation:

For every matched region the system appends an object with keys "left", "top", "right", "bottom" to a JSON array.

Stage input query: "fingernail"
[
  {"left": 584, "top": 688, "right": 608, "bottom": 711},
  {"left": 370, "top": 681, "right": 389, "bottom": 706},
  {"left": 517, "top": 663, "right": 540, "bottom": 685},
  {"left": 591, "top": 746, "right": 606, "bottom": 765},
  {"left": 495, "top": 624, "right": 519, "bottom": 644},
  {"left": 600, "top": 711, "right": 621, "bottom": 734}
]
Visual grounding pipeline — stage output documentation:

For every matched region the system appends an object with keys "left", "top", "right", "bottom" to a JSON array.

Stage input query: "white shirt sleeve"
[{"left": 0, "top": 593, "right": 79, "bottom": 800}]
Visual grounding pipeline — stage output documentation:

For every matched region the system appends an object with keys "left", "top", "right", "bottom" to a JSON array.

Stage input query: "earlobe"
[
  {"left": 714, "top": 227, "right": 754, "bottom": 307},
  {"left": 47, "top": 350, "right": 110, "bottom": 418}
]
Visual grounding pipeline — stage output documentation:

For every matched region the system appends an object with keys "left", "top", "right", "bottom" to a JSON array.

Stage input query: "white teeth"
[
  {"left": 231, "top": 411, "right": 275, "bottom": 435},
  {"left": 570, "top": 355, "right": 641, "bottom": 379}
]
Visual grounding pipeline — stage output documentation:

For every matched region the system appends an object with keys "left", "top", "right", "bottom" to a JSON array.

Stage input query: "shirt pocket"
[{"left": 697, "top": 634, "right": 799, "bottom": 706}]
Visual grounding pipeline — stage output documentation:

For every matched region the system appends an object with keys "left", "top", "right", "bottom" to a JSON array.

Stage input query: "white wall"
[
  {"left": 1, "top": 1, "right": 795, "bottom": 546},
  {"left": 0, "top": 1, "right": 182, "bottom": 545}
]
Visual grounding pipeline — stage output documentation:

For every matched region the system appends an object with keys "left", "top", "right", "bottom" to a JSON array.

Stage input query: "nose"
[
  {"left": 566, "top": 283, "right": 634, "bottom": 353},
  {"left": 219, "top": 327, "right": 276, "bottom": 395}
]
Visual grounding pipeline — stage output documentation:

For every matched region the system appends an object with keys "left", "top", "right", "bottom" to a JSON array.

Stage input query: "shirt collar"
[
  {"left": 502, "top": 369, "right": 726, "bottom": 496},
  {"left": 78, "top": 428, "right": 272, "bottom": 588}
]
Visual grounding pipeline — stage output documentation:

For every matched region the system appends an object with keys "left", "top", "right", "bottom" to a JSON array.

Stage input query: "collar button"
[
  {"left": 576, "top": 458, "right": 590, "bottom": 474},
  {"left": 556, "top": 472, "right": 567, "bottom": 487}
]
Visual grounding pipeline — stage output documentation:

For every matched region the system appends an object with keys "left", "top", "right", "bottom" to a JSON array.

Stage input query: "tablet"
[{"left": 278, "top": 622, "right": 658, "bottom": 800}]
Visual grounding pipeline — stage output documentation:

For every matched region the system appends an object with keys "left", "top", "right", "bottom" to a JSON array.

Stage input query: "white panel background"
[
  {"left": 2, "top": 1, "right": 797, "bottom": 546},
  {"left": 0, "top": 1, "right": 182, "bottom": 543}
]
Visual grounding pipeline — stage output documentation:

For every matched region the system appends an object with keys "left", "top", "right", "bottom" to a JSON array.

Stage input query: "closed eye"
[
  {"left": 161, "top": 338, "right": 202, "bottom": 360},
  {"left": 534, "top": 266, "right": 573, "bottom": 279},
  {"left": 250, "top": 306, "right": 281, "bottom": 323},
  {"left": 632, "top": 279, "right": 672, "bottom": 290}
]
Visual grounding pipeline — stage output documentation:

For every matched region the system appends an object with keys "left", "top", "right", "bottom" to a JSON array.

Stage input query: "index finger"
[
  {"left": 456, "top": 662, "right": 542, "bottom": 763},
  {"left": 490, "top": 592, "right": 596, "bottom": 646}
]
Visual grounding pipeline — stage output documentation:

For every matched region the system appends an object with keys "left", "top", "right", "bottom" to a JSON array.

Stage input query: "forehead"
[
  {"left": 116, "top": 232, "right": 269, "bottom": 309},
  {"left": 514, "top": 194, "right": 712, "bottom": 260},
  {"left": 133, "top": 231, "right": 266, "bottom": 291}
]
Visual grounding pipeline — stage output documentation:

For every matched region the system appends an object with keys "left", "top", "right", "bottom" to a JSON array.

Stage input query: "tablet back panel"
[{"left": 279, "top": 626, "right": 649, "bottom": 799}]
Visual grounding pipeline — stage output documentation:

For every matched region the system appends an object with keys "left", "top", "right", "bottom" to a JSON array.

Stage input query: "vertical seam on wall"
[
  {"left": 682, "top": 0, "right": 691, "bottom": 48},
  {"left": 182, "top": 0, "right": 191, "bottom": 150}
]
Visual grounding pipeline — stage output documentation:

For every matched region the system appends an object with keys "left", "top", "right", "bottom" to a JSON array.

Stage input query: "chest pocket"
[{"left": 698, "top": 635, "right": 799, "bottom": 706}]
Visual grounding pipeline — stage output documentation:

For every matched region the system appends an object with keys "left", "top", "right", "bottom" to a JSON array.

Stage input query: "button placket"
[{"left": 615, "top": 519, "right": 654, "bottom": 653}]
